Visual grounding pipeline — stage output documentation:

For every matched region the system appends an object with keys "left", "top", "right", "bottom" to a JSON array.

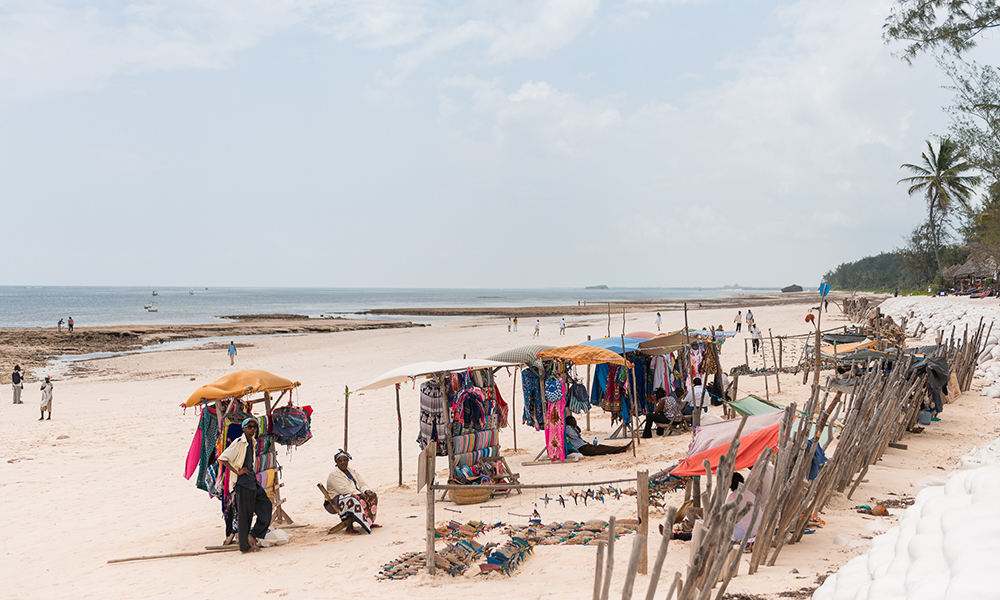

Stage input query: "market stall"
[
  {"left": 182, "top": 369, "right": 308, "bottom": 543},
  {"left": 356, "top": 358, "right": 519, "bottom": 485}
]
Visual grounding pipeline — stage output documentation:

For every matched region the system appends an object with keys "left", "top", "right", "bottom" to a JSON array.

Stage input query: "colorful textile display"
[
  {"left": 417, "top": 381, "right": 447, "bottom": 450},
  {"left": 567, "top": 381, "right": 590, "bottom": 414},
  {"left": 521, "top": 367, "right": 544, "bottom": 430},
  {"left": 544, "top": 378, "right": 566, "bottom": 461},
  {"left": 452, "top": 429, "right": 499, "bottom": 454},
  {"left": 454, "top": 446, "right": 498, "bottom": 467},
  {"left": 271, "top": 405, "right": 312, "bottom": 446}
]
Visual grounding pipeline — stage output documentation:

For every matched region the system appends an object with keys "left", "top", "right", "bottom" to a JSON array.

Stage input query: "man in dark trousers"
[{"left": 218, "top": 417, "right": 272, "bottom": 553}]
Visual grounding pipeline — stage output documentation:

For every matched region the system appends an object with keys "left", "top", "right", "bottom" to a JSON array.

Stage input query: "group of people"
[
  {"left": 56, "top": 317, "right": 74, "bottom": 332},
  {"left": 735, "top": 310, "right": 763, "bottom": 354},
  {"left": 10, "top": 365, "right": 54, "bottom": 420},
  {"left": 506, "top": 317, "right": 568, "bottom": 336},
  {"left": 218, "top": 418, "right": 380, "bottom": 553}
]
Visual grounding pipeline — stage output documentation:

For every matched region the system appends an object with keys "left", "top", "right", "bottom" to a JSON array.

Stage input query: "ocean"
[{"left": 0, "top": 286, "right": 780, "bottom": 328}]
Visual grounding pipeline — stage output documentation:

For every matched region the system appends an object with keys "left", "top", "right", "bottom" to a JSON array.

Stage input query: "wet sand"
[{"left": 0, "top": 315, "right": 422, "bottom": 382}]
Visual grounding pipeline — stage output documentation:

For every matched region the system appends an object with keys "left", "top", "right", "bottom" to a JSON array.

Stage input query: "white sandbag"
[{"left": 259, "top": 528, "right": 291, "bottom": 547}]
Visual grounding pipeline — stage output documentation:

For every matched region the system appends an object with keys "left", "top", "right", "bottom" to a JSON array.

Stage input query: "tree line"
[{"left": 827, "top": 2, "right": 1000, "bottom": 291}]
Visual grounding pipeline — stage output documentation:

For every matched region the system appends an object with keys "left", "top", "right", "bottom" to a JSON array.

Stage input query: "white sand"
[{"left": 5, "top": 297, "right": 999, "bottom": 599}]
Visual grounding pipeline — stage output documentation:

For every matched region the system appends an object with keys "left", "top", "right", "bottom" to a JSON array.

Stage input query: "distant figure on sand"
[
  {"left": 533, "top": 320, "right": 540, "bottom": 338},
  {"left": 745, "top": 310, "right": 753, "bottom": 328},
  {"left": 57, "top": 318, "right": 64, "bottom": 332},
  {"left": 751, "top": 325, "right": 761, "bottom": 354},
  {"left": 67, "top": 317, "right": 74, "bottom": 332},
  {"left": 12, "top": 365, "right": 23, "bottom": 404},
  {"left": 734, "top": 311, "right": 742, "bottom": 333},
  {"left": 39, "top": 376, "right": 53, "bottom": 420},
  {"left": 560, "top": 318, "right": 566, "bottom": 335},
  {"left": 507, "top": 317, "right": 512, "bottom": 333},
  {"left": 512, "top": 317, "right": 518, "bottom": 332},
  {"left": 228, "top": 341, "right": 237, "bottom": 366},
  {"left": 655, "top": 312, "right": 662, "bottom": 331},
  {"left": 218, "top": 417, "right": 272, "bottom": 553}
]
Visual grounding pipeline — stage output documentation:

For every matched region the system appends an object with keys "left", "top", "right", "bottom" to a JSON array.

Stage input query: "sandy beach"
[{"left": 4, "top": 295, "right": 997, "bottom": 600}]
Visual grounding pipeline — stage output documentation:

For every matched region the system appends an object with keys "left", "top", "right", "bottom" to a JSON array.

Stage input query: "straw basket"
[{"left": 448, "top": 483, "right": 491, "bottom": 505}]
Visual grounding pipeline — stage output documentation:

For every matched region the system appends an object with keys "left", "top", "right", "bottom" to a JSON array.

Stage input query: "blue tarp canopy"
[{"left": 582, "top": 336, "right": 645, "bottom": 354}]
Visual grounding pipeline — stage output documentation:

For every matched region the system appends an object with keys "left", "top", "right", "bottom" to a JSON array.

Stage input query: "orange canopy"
[
  {"left": 669, "top": 423, "right": 780, "bottom": 477},
  {"left": 183, "top": 369, "right": 301, "bottom": 408},
  {"left": 537, "top": 345, "right": 626, "bottom": 366}
]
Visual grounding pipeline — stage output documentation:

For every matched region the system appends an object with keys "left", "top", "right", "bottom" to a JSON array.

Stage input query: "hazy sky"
[{"left": 2, "top": 0, "right": 993, "bottom": 288}]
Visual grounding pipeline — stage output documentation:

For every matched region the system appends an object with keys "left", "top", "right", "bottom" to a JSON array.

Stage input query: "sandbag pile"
[{"left": 812, "top": 443, "right": 1000, "bottom": 600}]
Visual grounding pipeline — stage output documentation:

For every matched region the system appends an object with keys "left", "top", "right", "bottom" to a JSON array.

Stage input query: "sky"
[{"left": 1, "top": 0, "right": 994, "bottom": 289}]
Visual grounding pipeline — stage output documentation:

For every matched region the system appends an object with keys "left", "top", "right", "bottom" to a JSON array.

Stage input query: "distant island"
[{"left": 584, "top": 284, "right": 609, "bottom": 290}]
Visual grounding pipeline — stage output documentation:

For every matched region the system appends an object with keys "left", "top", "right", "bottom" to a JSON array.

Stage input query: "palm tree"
[{"left": 899, "top": 139, "right": 981, "bottom": 275}]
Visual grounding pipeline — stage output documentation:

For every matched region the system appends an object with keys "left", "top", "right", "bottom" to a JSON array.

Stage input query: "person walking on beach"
[
  {"left": 39, "top": 376, "right": 53, "bottom": 420},
  {"left": 512, "top": 317, "right": 518, "bottom": 332},
  {"left": 12, "top": 365, "right": 23, "bottom": 404},
  {"left": 57, "top": 318, "right": 64, "bottom": 332},
  {"left": 745, "top": 310, "right": 753, "bottom": 329},
  {"left": 734, "top": 311, "right": 742, "bottom": 333},
  {"left": 67, "top": 317, "right": 74, "bottom": 333},
  {"left": 533, "top": 319, "right": 540, "bottom": 338},
  {"left": 507, "top": 317, "right": 512, "bottom": 333},
  {"left": 750, "top": 325, "right": 761, "bottom": 354},
  {"left": 559, "top": 317, "right": 566, "bottom": 335},
  {"left": 228, "top": 341, "right": 237, "bottom": 366},
  {"left": 655, "top": 312, "right": 662, "bottom": 331}
]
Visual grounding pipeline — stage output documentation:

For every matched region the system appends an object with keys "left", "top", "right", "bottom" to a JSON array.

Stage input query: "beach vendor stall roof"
[
  {"left": 537, "top": 344, "right": 626, "bottom": 366},
  {"left": 183, "top": 369, "right": 301, "bottom": 407},
  {"left": 485, "top": 345, "right": 554, "bottom": 365},
  {"left": 357, "top": 358, "right": 520, "bottom": 391},
  {"left": 582, "top": 336, "right": 645, "bottom": 354}
]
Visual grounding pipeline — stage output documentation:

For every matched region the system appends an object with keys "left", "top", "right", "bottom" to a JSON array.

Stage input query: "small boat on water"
[
  {"left": 152, "top": 291, "right": 158, "bottom": 296},
  {"left": 146, "top": 303, "right": 158, "bottom": 312}
]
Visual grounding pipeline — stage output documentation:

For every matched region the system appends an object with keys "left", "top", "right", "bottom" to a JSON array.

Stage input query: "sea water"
[{"left": 0, "top": 286, "right": 778, "bottom": 328}]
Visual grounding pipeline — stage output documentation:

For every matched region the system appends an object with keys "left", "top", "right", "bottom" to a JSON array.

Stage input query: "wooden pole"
[
  {"left": 623, "top": 309, "right": 638, "bottom": 452},
  {"left": 425, "top": 441, "right": 437, "bottom": 575},
  {"left": 593, "top": 539, "right": 606, "bottom": 600},
  {"left": 761, "top": 332, "right": 770, "bottom": 401},
  {"left": 769, "top": 329, "right": 781, "bottom": 394},
  {"left": 512, "top": 367, "right": 519, "bottom": 451},
  {"left": 644, "top": 507, "right": 677, "bottom": 600},
  {"left": 107, "top": 547, "right": 239, "bottom": 563},
  {"left": 599, "top": 515, "right": 617, "bottom": 600},
  {"left": 744, "top": 338, "right": 749, "bottom": 371},
  {"left": 637, "top": 470, "right": 649, "bottom": 574},
  {"left": 621, "top": 534, "right": 647, "bottom": 600},
  {"left": 587, "top": 335, "right": 592, "bottom": 431},
  {"left": 814, "top": 299, "right": 824, "bottom": 387},
  {"left": 343, "top": 385, "right": 350, "bottom": 452},
  {"left": 779, "top": 337, "right": 783, "bottom": 373},
  {"left": 684, "top": 303, "right": 701, "bottom": 511},
  {"left": 396, "top": 383, "right": 403, "bottom": 487},
  {"left": 608, "top": 303, "right": 612, "bottom": 338}
]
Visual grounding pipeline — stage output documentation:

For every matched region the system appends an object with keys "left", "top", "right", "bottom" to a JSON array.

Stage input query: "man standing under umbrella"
[{"left": 219, "top": 417, "right": 272, "bottom": 553}]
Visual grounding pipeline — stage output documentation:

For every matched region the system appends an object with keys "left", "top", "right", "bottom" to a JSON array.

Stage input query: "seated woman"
[
  {"left": 326, "top": 450, "right": 379, "bottom": 534},
  {"left": 642, "top": 387, "right": 679, "bottom": 438},
  {"left": 565, "top": 415, "right": 632, "bottom": 456}
]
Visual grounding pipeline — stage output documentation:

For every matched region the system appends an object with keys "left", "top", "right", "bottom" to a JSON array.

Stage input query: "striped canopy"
[
  {"left": 537, "top": 344, "right": 626, "bottom": 366},
  {"left": 486, "top": 345, "right": 554, "bottom": 365}
]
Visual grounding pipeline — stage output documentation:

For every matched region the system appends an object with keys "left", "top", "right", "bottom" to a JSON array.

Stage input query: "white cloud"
[{"left": 509, "top": 80, "right": 555, "bottom": 102}]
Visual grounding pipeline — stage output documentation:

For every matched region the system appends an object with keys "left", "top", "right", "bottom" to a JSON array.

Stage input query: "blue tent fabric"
[{"left": 582, "top": 337, "right": 645, "bottom": 354}]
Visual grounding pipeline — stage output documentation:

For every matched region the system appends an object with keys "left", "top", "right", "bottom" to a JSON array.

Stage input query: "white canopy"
[{"left": 356, "top": 358, "right": 521, "bottom": 391}]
